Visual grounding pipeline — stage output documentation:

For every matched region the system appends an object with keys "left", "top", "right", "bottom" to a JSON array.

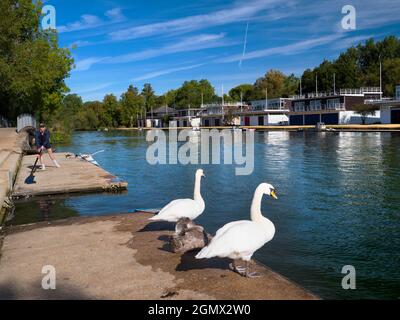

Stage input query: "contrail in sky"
[{"left": 239, "top": 22, "right": 249, "bottom": 69}]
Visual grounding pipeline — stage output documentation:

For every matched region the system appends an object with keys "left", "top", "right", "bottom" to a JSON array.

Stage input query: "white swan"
[
  {"left": 195, "top": 183, "right": 278, "bottom": 278},
  {"left": 149, "top": 169, "right": 206, "bottom": 222}
]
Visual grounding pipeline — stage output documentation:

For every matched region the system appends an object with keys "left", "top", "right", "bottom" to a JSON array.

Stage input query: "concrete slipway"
[{"left": 0, "top": 212, "right": 318, "bottom": 300}]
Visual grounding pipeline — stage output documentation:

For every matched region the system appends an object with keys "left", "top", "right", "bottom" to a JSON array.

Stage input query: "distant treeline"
[
  {"left": 63, "top": 35, "right": 400, "bottom": 133},
  {"left": 1, "top": 1, "right": 399, "bottom": 140}
]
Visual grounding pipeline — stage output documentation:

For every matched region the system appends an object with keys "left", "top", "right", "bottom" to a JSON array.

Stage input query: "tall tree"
[
  {"left": 174, "top": 80, "right": 216, "bottom": 109},
  {"left": 229, "top": 84, "right": 253, "bottom": 101},
  {"left": 253, "top": 70, "right": 287, "bottom": 99},
  {"left": 141, "top": 83, "right": 156, "bottom": 111},
  {"left": 120, "top": 85, "right": 144, "bottom": 127},
  {"left": 0, "top": 0, "right": 73, "bottom": 121},
  {"left": 103, "top": 94, "right": 121, "bottom": 127},
  {"left": 383, "top": 58, "right": 400, "bottom": 97}
]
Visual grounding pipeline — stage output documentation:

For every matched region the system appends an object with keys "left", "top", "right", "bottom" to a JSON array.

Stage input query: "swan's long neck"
[
  {"left": 250, "top": 186, "right": 268, "bottom": 223},
  {"left": 193, "top": 175, "right": 204, "bottom": 206}
]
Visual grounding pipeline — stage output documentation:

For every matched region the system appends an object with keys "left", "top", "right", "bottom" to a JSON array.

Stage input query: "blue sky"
[{"left": 47, "top": 0, "right": 400, "bottom": 101}]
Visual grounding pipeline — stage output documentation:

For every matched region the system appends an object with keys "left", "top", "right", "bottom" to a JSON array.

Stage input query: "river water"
[{"left": 10, "top": 130, "right": 400, "bottom": 299}]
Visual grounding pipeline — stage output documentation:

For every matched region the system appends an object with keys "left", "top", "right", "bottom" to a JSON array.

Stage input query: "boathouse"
[{"left": 288, "top": 87, "right": 382, "bottom": 125}]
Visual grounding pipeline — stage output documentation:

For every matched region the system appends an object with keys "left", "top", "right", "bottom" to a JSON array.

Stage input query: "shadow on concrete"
[
  {"left": 139, "top": 221, "right": 175, "bottom": 232},
  {"left": 175, "top": 250, "right": 231, "bottom": 272},
  {"left": 27, "top": 165, "right": 40, "bottom": 171},
  {"left": 0, "top": 281, "right": 91, "bottom": 300},
  {"left": 157, "top": 235, "right": 173, "bottom": 252}
]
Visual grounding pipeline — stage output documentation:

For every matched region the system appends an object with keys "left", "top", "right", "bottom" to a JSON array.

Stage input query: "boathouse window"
[
  {"left": 258, "top": 116, "right": 264, "bottom": 126},
  {"left": 310, "top": 100, "right": 321, "bottom": 111},
  {"left": 294, "top": 102, "right": 305, "bottom": 112},
  {"left": 327, "top": 98, "right": 340, "bottom": 109}
]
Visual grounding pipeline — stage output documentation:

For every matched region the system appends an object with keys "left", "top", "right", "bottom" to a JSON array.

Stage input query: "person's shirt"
[{"left": 35, "top": 129, "right": 50, "bottom": 148}]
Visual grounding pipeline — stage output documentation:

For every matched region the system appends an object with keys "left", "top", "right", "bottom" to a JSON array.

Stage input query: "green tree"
[
  {"left": 141, "top": 83, "right": 156, "bottom": 112},
  {"left": 283, "top": 74, "right": 300, "bottom": 97},
  {"left": 120, "top": 85, "right": 143, "bottom": 127},
  {"left": 315, "top": 60, "right": 336, "bottom": 93},
  {"left": 164, "top": 89, "right": 178, "bottom": 107},
  {"left": 103, "top": 94, "right": 121, "bottom": 127},
  {"left": 175, "top": 80, "right": 216, "bottom": 109},
  {"left": 383, "top": 58, "right": 400, "bottom": 97},
  {"left": 62, "top": 94, "right": 83, "bottom": 116},
  {"left": 0, "top": 0, "right": 73, "bottom": 121},
  {"left": 253, "top": 70, "right": 287, "bottom": 99},
  {"left": 229, "top": 84, "right": 253, "bottom": 101},
  {"left": 353, "top": 104, "right": 379, "bottom": 125}
]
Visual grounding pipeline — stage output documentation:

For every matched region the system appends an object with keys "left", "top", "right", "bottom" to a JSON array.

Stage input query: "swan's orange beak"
[{"left": 270, "top": 190, "right": 278, "bottom": 200}]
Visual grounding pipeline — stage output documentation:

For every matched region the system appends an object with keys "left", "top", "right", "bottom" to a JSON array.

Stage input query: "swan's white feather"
[
  {"left": 150, "top": 199, "right": 203, "bottom": 222},
  {"left": 196, "top": 220, "right": 275, "bottom": 260}
]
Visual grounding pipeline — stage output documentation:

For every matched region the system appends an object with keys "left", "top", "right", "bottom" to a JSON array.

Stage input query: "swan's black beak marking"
[{"left": 270, "top": 190, "right": 278, "bottom": 200}]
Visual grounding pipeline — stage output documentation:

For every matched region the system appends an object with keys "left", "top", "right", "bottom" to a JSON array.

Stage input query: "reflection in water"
[
  {"left": 9, "top": 198, "right": 79, "bottom": 226},
  {"left": 10, "top": 130, "right": 400, "bottom": 299}
]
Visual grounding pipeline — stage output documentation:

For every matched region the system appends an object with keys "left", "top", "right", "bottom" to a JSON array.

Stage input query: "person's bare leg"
[
  {"left": 38, "top": 152, "right": 45, "bottom": 170},
  {"left": 47, "top": 148, "right": 61, "bottom": 168},
  {"left": 47, "top": 148, "right": 55, "bottom": 161}
]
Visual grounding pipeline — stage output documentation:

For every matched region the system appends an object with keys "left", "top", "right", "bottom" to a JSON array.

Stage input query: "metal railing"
[{"left": 17, "top": 114, "right": 36, "bottom": 132}]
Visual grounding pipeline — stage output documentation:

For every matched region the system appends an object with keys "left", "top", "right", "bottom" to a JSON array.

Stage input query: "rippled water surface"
[{"left": 11, "top": 130, "right": 400, "bottom": 299}]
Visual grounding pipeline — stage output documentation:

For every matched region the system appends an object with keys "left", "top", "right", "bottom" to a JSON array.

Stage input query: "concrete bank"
[
  {"left": 0, "top": 128, "right": 28, "bottom": 224},
  {"left": 0, "top": 212, "right": 318, "bottom": 300},
  {"left": 12, "top": 152, "right": 127, "bottom": 199}
]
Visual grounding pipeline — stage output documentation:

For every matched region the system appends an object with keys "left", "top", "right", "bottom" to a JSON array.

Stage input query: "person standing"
[{"left": 35, "top": 123, "right": 61, "bottom": 170}]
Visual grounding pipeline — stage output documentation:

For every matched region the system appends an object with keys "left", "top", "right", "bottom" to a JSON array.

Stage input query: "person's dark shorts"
[{"left": 38, "top": 144, "right": 52, "bottom": 150}]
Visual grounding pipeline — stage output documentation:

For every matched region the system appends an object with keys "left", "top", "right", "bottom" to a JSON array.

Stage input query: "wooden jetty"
[{"left": 12, "top": 152, "right": 127, "bottom": 199}]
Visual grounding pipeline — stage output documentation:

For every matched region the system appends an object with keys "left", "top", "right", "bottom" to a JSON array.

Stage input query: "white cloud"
[
  {"left": 105, "top": 8, "right": 125, "bottom": 21},
  {"left": 59, "top": 7, "right": 125, "bottom": 33},
  {"left": 133, "top": 63, "right": 205, "bottom": 81},
  {"left": 75, "top": 82, "right": 114, "bottom": 94},
  {"left": 218, "top": 33, "right": 346, "bottom": 63},
  {"left": 59, "top": 15, "right": 102, "bottom": 33},
  {"left": 74, "top": 57, "right": 109, "bottom": 71},
  {"left": 106, "top": 33, "right": 234, "bottom": 64},
  {"left": 108, "top": 0, "right": 283, "bottom": 40},
  {"left": 69, "top": 40, "right": 92, "bottom": 48},
  {"left": 73, "top": 33, "right": 235, "bottom": 72}
]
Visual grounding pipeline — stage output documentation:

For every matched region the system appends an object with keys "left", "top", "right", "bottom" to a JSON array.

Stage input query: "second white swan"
[{"left": 149, "top": 169, "right": 206, "bottom": 222}]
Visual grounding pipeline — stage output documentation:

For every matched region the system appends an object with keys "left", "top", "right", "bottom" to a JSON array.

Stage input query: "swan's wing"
[
  {"left": 214, "top": 220, "right": 248, "bottom": 238},
  {"left": 150, "top": 199, "right": 202, "bottom": 222},
  {"left": 196, "top": 221, "right": 270, "bottom": 259}
]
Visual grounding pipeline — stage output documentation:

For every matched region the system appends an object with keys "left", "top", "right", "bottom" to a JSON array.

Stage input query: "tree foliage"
[
  {"left": 301, "top": 36, "right": 400, "bottom": 96},
  {"left": 353, "top": 104, "right": 379, "bottom": 125},
  {"left": 0, "top": 0, "right": 73, "bottom": 121}
]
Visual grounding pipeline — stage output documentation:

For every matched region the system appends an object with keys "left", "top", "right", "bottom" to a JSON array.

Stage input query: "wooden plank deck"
[{"left": 12, "top": 152, "right": 127, "bottom": 199}]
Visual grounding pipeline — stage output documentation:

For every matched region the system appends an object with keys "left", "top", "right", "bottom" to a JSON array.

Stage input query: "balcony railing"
[
  {"left": 293, "top": 103, "right": 345, "bottom": 112},
  {"left": 340, "top": 87, "right": 381, "bottom": 95}
]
